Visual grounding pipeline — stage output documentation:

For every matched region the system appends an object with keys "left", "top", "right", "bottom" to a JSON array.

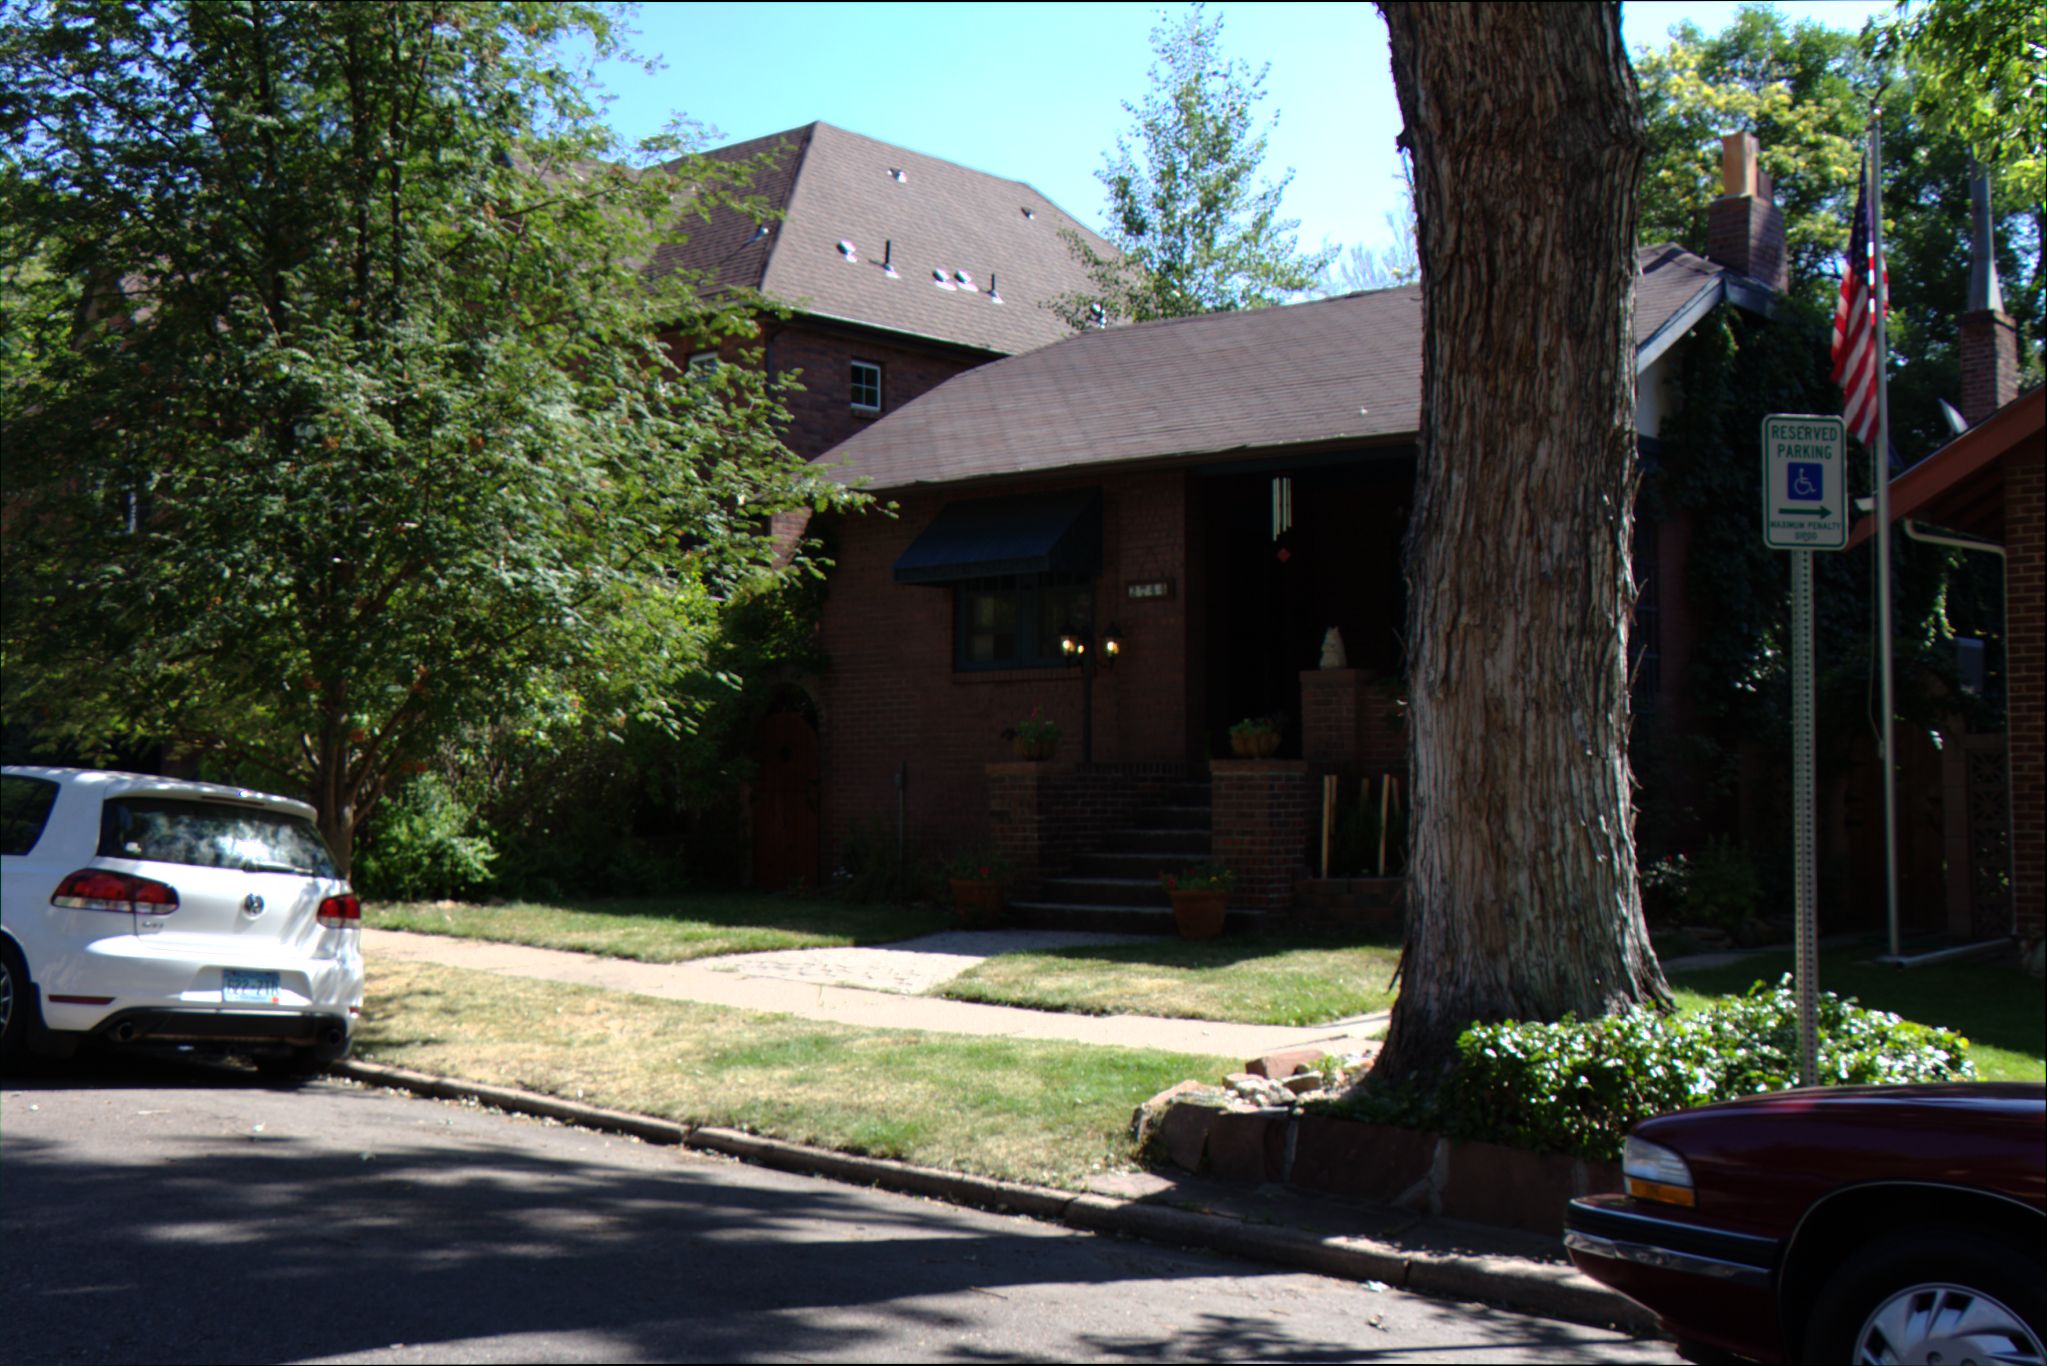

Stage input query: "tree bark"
[{"left": 1374, "top": 2, "right": 1668, "bottom": 1083}]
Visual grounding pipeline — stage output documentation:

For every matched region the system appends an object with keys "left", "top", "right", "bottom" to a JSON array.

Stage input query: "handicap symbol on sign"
[{"left": 1787, "top": 462, "right": 1824, "bottom": 501}]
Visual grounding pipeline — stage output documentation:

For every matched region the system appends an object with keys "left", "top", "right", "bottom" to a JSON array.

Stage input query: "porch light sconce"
[{"left": 1060, "top": 626, "right": 1122, "bottom": 670}]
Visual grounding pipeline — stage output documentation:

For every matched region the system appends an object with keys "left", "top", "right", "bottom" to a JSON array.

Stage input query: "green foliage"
[
  {"left": 354, "top": 775, "right": 497, "bottom": 902},
  {"left": 0, "top": 1, "right": 863, "bottom": 871},
  {"left": 1055, "top": 2, "right": 1330, "bottom": 327},
  {"left": 1878, "top": 0, "right": 2045, "bottom": 206},
  {"left": 831, "top": 818, "right": 924, "bottom": 905},
  {"left": 1328, "top": 782, "right": 1408, "bottom": 878},
  {"left": 938, "top": 845, "right": 1011, "bottom": 883},
  {"left": 1634, "top": 5, "right": 2042, "bottom": 456},
  {"left": 1227, "top": 715, "right": 1281, "bottom": 738},
  {"left": 1435, "top": 977, "right": 1975, "bottom": 1160},
  {"left": 1008, "top": 707, "right": 1063, "bottom": 746},
  {"left": 1641, "top": 839, "right": 1763, "bottom": 933},
  {"left": 1160, "top": 863, "right": 1235, "bottom": 893}
]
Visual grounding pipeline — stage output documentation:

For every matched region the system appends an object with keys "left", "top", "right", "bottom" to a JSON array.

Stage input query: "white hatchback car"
[{"left": 0, "top": 766, "right": 363, "bottom": 1076}]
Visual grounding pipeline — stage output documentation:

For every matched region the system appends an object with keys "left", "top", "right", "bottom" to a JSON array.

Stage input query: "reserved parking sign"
[{"left": 1761, "top": 414, "right": 1848, "bottom": 551}]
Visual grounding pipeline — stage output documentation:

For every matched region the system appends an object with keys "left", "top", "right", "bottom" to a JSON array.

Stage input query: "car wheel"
[
  {"left": 0, "top": 940, "right": 31, "bottom": 1069},
  {"left": 1803, "top": 1229, "right": 2046, "bottom": 1365}
]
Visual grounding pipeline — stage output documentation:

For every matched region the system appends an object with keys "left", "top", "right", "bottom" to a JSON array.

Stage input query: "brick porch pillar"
[
  {"left": 1210, "top": 759, "right": 1311, "bottom": 912},
  {"left": 987, "top": 761, "right": 1065, "bottom": 898}
]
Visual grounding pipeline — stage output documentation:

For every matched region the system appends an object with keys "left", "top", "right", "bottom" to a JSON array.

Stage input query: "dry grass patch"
[
  {"left": 357, "top": 958, "right": 1231, "bottom": 1188},
  {"left": 364, "top": 893, "right": 948, "bottom": 963},
  {"left": 937, "top": 935, "right": 1403, "bottom": 1026}
]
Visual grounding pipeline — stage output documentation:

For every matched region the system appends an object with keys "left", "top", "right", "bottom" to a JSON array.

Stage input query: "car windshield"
[{"left": 98, "top": 796, "right": 338, "bottom": 878}]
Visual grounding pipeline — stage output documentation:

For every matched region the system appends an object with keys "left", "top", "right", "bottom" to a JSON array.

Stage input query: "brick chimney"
[
  {"left": 1959, "top": 171, "right": 2020, "bottom": 426},
  {"left": 1705, "top": 132, "right": 1787, "bottom": 292}
]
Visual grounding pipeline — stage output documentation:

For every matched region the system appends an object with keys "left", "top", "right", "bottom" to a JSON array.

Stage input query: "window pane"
[
  {"left": 98, "top": 797, "right": 338, "bottom": 877},
  {"left": 0, "top": 775, "right": 60, "bottom": 856},
  {"left": 963, "top": 589, "right": 1017, "bottom": 663}
]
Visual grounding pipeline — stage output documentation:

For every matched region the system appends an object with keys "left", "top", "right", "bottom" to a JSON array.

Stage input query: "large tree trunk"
[{"left": 1374, "top": 2, "right": 1667, "bottom": 1083}]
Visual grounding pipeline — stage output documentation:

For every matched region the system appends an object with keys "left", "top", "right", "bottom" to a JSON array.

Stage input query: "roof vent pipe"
[
  {"left": 988, "top": 271, "right": 1002, "bottom": 304},
  {"left": 882, "top": 239, "right": 898, "bottom": 278}
]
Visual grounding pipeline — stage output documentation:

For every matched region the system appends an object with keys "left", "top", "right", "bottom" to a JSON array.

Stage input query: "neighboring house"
[
  {"left": 779, "top": 138, "right": 1793, "bottom": 926},
  {"left": 1846, "top": 354, "right": 2043, "bottom": 960},
  {"left": 643, "top": 121, "right": 1112, "bottom": 888},
  {"left": 649, "top": 120, "right": 1111, "bottom": 460}
]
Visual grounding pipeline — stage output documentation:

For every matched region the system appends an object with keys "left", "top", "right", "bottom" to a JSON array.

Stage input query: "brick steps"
[
  {"left": 1018, "top": 781, "right": 1262, "bottom": 935},
  {"left": 1007, "top": 900, "right": 1265, "bottom": 935}
]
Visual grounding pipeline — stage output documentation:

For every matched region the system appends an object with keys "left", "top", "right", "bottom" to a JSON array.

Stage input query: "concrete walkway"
[{"left": 362, "top": 927, "right": 1390, "bottom": 1061}]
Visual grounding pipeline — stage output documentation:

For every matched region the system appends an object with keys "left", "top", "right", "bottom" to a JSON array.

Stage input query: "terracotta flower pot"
[
  {"left": 1169, "top": 889, "right": 1227, "bottom": 939},
  {"left": 950, "top": 878, "right": 1005, "bottom": 927},
  {"left": 1230, "top": 730, "right": 1281, "bottom": 758},
  {"left": 1013, "top": 736, "right": 1057, "bottom": 761}
]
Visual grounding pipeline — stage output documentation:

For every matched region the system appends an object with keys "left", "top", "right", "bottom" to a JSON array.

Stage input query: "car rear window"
[
  {"left": 1, "top": 775, "right": 61, "bottom": 856},
  {"left": 97, "top": 796, "right": 338, "bottom": 878}
]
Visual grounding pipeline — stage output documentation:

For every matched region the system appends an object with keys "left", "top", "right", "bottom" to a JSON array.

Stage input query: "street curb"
[{"left": 329, "top": 1058, "right": 1659, "bottom": 1336}]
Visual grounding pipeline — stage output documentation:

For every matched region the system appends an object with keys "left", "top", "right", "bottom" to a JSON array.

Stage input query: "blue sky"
[{"left": 588, "top": 2, "right": 1891, "bottom": 261}]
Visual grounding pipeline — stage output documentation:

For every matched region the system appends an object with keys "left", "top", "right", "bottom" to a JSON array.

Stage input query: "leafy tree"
[
  {"left": 1318, "top": 170, "right": 1420, "bottom": 294},
  {"left": 1635, "top": 4, "right": 2042, "bottom": 458},
  {"left": 0, "top": 1, "right": 858, "bottom": 874},
  {"left": 1055, "top": 2, "right": 1331, "bottom": 327},
  {"left": 1880, "top": 0, "right": 2045, "bottom": 208},
  {"left": 1371, "top": 1, "right": 1667, "bottom": 1083}
]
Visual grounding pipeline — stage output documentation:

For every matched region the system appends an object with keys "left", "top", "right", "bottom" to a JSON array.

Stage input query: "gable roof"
[
  {"left": 647, "top": 122, "right": 1112, "bottom": 357},
  {"left": 820, "top": 244, "right": 1765, "bottom": 491},
  {"left": 1846, "top": 385, "right": 2045, "bottom": 547}
]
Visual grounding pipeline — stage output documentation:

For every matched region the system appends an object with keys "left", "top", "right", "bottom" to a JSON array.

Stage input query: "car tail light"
[
  {"left": 51, "top": 869, "right": 180, "bottom": 914},
  {"left": 317, "top": 893, "right": 361, "bottom": 929}
]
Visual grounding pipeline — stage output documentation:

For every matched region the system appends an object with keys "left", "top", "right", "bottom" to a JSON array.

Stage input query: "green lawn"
[
  {"left": 356, "top": 957, "right": 1230, "bottom": 1189},
  {"left": 364, "top": 892, "right": 949, "bottom": 963},
  {"left": 1667, "top": 945, "right": 2046, "bottom": 1083},
  {"left": 936, "top": 933, "right": 1404, "bottom": 1027}
]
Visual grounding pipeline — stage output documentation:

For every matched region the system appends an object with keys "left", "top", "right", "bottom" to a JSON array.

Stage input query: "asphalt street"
[{"left": 1, "top": 1055, "right": 1679, "bottom": 1364}]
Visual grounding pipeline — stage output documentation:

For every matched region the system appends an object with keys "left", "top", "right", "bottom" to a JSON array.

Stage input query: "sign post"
[{"left": 1761, "top": 415, "right": 1847, "bottom": 1087}]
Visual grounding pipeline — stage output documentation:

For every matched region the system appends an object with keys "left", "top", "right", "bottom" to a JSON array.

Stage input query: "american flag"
[{"left": 1829, "top": 162, "right": 1885, "bottom": 447}]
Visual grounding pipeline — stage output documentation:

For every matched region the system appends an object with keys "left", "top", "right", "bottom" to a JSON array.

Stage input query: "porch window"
[{"left": 956, "top": 573, "right": 1092, "bottom": 670}]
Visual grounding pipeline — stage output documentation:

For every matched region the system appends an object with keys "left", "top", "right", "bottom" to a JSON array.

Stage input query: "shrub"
[
  {"left": 831, "top": 818, "right": 929, "bottom": 904},
  {"left": 1641, "top": 839, "right": 1762, "bottom": 933},
  {"left": 356, "top": 775, "right": 498, "bottom": 901},
  {"left": 1345, "top": 977, "right": 1975, "bottom": 1161}
]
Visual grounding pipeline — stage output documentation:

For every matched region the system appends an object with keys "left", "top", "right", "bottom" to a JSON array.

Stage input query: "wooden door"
[{"left": 751, "top": 708, "right": 820, "bottom": 891}]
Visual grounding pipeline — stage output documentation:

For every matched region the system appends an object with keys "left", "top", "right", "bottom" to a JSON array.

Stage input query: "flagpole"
[{"left": 1869, "top": 118, "right": 1901, "bottom": 958}]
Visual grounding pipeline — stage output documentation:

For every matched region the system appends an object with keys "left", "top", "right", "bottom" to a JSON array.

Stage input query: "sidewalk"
[
  {"left": 349, "top": 927, "right": 1657, "bottom": 1334},
  {"left": 362, "top": 926, "right": 1390, "bottom": 1060}
]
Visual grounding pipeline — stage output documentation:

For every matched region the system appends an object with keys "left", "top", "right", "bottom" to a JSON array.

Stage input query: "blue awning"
[{"left": 892, "top": 489, "right": 1102, "bottom": 584}]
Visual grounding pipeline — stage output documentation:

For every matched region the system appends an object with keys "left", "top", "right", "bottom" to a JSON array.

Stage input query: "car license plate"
[{"left": 222, "top": 970, "right": 280, "bottom": 1003}]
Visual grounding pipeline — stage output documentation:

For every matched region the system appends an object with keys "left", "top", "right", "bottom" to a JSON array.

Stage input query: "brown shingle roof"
[
  {"left": 822, "top": 245, "right": 1748, "bottom": 491},
  {"left": 647, "top": 122, "right": 1111, "bottom": 356}
]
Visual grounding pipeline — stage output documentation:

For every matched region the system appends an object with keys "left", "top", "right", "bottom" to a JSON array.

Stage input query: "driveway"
[{"left": 2, "top": 1055, "right": 1677, "bottom": 1364}]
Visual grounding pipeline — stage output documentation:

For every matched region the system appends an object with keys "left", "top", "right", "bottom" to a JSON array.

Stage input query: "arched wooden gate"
[{"left": 751, "top": 702, "right": 820, "bottom": 891}]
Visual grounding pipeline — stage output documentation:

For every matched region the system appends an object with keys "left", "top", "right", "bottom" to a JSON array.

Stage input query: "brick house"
[
  {"left": 790, "top": 209, "right": 1785, "bottom": 923},
  {"left": 650, "top": 120, "right": 1110, "bottom": 462},
  {"left": 644, "top": 122, "right": 1111, "bottom": 886}
]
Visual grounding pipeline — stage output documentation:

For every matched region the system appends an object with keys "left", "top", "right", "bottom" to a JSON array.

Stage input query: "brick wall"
[
  {"left": 2007, "top": 455, "right": 2044, "bottom": 950},
  {"left": 1299, "top": 669, "right": 1407, "bottom": 779},
  {"left": 1958, "top": 311, "right": 2021, "bottom": 428},
  {"left": 817, "top": 471, "right": 1195, "bottom": 871},
  {"left": 1210, "top": 759, "right": 1311, "bottom": 912},
  {"left": 989, "top": 761, "right": 1191, "bottom": 896},
  {"left": 1705, "top": 194, "right": 1787, "bottom": 293},
  {"left": 766, "top": 323, "right": 988, "bottom": 460}
]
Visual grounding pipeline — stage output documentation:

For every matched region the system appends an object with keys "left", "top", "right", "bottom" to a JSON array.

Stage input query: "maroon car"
[{"left": 1565, "top": 1082, "right": 2045, "bottom": 1364}]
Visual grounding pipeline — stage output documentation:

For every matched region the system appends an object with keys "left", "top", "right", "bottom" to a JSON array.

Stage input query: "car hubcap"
[
  {"left": 0, "top": 956, "right": 13, "bottom": 1036},
  {"left": 1855, "top": 1283, "right": 2046, "bottom": 1366}
]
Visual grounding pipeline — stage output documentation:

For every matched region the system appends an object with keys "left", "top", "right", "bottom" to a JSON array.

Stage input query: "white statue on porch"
[{"left": 1319, "top": 627, "right": 1347, "bottom": 670}]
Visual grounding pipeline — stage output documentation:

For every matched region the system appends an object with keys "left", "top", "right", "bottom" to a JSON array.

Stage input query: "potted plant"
[
  {"left": 1160, "top": 863, "right": 1235, "bottom": 939},
  {"left": 1228, "top": 715, "right": 1283, "bottom": 758},
  {"left": 1004, "top": 706, "right": 1062, "bottom": 761},
  {"left": 941, "top": 847, "right": 1010, "bottom": 927}
]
